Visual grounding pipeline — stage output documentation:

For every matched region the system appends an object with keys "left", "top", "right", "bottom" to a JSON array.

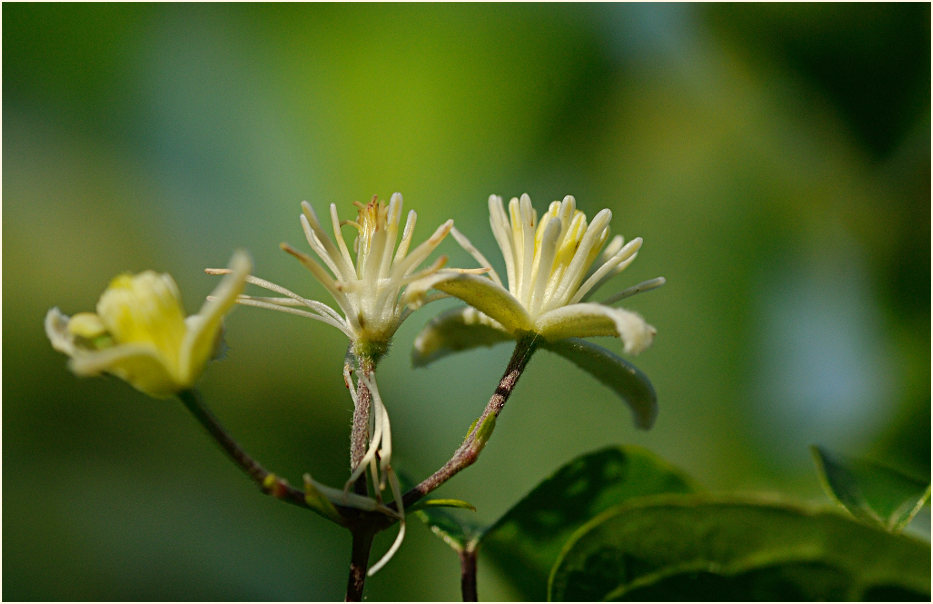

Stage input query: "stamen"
[
  {"left": 301, "top": 202, "right": 354, "bottom": 280},
  {"left": 389, "top": 219, "right": 452, "bottom": 281},
  {"left": 281, "top": 243, "right": 358, "bottom": 330},
  {"left": 329, "top": 204, "right": 357, "bottom": 278},
  {"left": 299, "top": 215, "right": 344, "bottom": 279},
  {"left": 377, "top": 194, "right": 403, "bottom": 279},
  {"left": 529, "top": 217, "right": 560, "bottom": 315},
  {"left": 394, "top": 210, "right": 417, "bottom": 263},
  {"left": 569, "top": 238, "right": 642, "bottom": 305},
  {"left": 488, "top": 195, "right": 517, "bottom": 294},
  {"left": 551, "top": 208, "right": 611, "bottom": 306},
  {"left": 515, "top": 195, "right": 537, "bottom": 304}
]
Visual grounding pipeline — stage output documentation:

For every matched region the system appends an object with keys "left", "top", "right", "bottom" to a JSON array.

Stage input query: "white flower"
[
  {"left": 210, "top": 193, "right": 453, "bottom": 359},
  {"left": 415, "top": 193, "right": 661, "bottom": 356},
  {"left": 412, "top": 194, "right": 664, "bottom": 428},
  {"left": 45, "top": 251, "right": 251, "bottom": 398},
  {"left": 205, "top": 195, "right": 453, "bottom": 573}
]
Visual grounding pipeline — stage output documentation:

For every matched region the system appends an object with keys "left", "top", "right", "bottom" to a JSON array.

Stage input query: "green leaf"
[
  {"left": 811, "top": 445, "right": 931, "bottom": 532},
  {"left": 542, "top": 338, "right": 657, "bottom": 429},
  {"left": 549, "top": 495, "right": 931, "bottom": 601},
  {"left": 414, "top": 506, "right": 483, "bottom": 553},
  {"left": 479, "top": 446, "right": 698, "bottom": 600},
  {"left": 411, "top": 306, "right": 511, "bottom": 367}
]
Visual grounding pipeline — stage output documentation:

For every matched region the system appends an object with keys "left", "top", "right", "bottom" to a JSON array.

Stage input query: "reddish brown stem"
[{"left": 402, "top": 335, "right": 538, "bottom": 508}]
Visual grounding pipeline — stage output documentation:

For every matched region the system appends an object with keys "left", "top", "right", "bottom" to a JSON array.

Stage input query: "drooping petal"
[
  {"left": 69, "top": 343, "right": 179, "bottom": 398},
  {"left": 412, "top": 306, "right": 512, "bottom": 367},
  {"left": 181, "top": 250, "right": 251, "bottom": 384},
  {"left": 542, "top": 337, "right": 658, "bottom": 429},
  {"left": 535, "top": 302, "right": 655, "bottom": 355}
]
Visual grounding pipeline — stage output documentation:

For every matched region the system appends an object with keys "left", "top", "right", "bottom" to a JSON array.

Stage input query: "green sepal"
[
  {"left": 811, "top": 445, "right": 931, "bottom": 532},
  {"left": 302, "top": 474, "right": 345, "bottom": 525},
  {"left": 542, "top": 337, "right": 657, "bottom": 429},
  {"left": 473, "top": 413, "right": 497, "bottom": 447},
  {"left": 464, "top": 418, "right": 479, "bottom": 442},
  {"left": 411, "top": 306, "right": 511, "bottom": 367}
]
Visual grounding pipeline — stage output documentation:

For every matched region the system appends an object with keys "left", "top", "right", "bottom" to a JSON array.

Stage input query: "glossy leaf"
[
  {"left": 542, "top": 337, "right": 657, "bottom": 429},
  {"left": 479, "top": 446, "right": 697, "bottom": 600},
  {"left": 549, "top": 495, "right": 931, "bottom": 601},
  {"left": 811, "top": 445, "right": 931, "bottom": 532},
  {"left": 414, "top": 506, "right": 483, "bottom": 553}
]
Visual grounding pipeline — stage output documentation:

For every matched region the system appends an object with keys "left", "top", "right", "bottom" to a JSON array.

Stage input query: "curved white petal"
[
  {"left": 535, "top": 302, "right": 655, "bottom": 355},
  {"left": 428, "top": 273, "right": 534, "bottom": 335}
]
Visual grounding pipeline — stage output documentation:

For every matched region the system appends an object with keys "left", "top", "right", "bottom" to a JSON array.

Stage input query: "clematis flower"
[
  {"left": 45, "top": 251, "right": 251, "bottom": 398},
  {"left": 205, "top": 195, "right": 456, "bottom": 574},
  {"left": 412, "top": 194, "right": 664, "bottom": 428},
  {"left": 209, "top": 193, "right": 454, "bottom": 360}
]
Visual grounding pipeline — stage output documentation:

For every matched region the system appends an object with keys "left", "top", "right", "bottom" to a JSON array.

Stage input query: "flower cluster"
[{"left": 45, "top": 192, "right": 663, "bottom": 578}]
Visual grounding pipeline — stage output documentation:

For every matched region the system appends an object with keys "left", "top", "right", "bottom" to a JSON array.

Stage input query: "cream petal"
[
  {"left": 535, "top": 302, "right": 655, "bottom": 355},
  {"left": 428, "top": 273, "right": 534, "bottom": 335}
]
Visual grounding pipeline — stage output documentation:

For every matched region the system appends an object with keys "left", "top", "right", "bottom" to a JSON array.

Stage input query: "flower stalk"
[
  {"left": 403, "top": 334, "right": 538, "bottom": 508},
  {"left": 176, "top": 388, "right": 313, "bottom": 511}
]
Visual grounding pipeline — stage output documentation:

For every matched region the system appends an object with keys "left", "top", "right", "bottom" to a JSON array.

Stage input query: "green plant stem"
[
  {"left": 402, "top": 335, "right": 538, "bottom": 508},
  {"left": 177, "top": 388, "right": 309, "bottom": 510},
  {"left": 460, "top": 547, "right": 479, "bottom": 601}
]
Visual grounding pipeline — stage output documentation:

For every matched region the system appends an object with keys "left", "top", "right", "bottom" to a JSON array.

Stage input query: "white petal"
[
  {"left": 535, "top": 302, "right": 655, "bottom": 355},
  {"left": 427, "top": 272, "right": 534, "bottom": 335}
]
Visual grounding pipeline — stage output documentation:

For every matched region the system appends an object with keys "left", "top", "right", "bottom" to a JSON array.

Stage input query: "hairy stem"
[
  {"left": 402, "top": 335, "right": 538, "bottom": 508},
  {"left": 348, "top": 352, "right": 375, "bottom": 496},
  {"left": 177, "top": 388, "right": 309, "bottom": 509}
]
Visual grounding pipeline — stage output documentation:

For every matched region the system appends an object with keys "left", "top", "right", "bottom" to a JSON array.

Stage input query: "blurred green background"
[{"left": 4, "top": 4, "right": 929, "bottom": 600}]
